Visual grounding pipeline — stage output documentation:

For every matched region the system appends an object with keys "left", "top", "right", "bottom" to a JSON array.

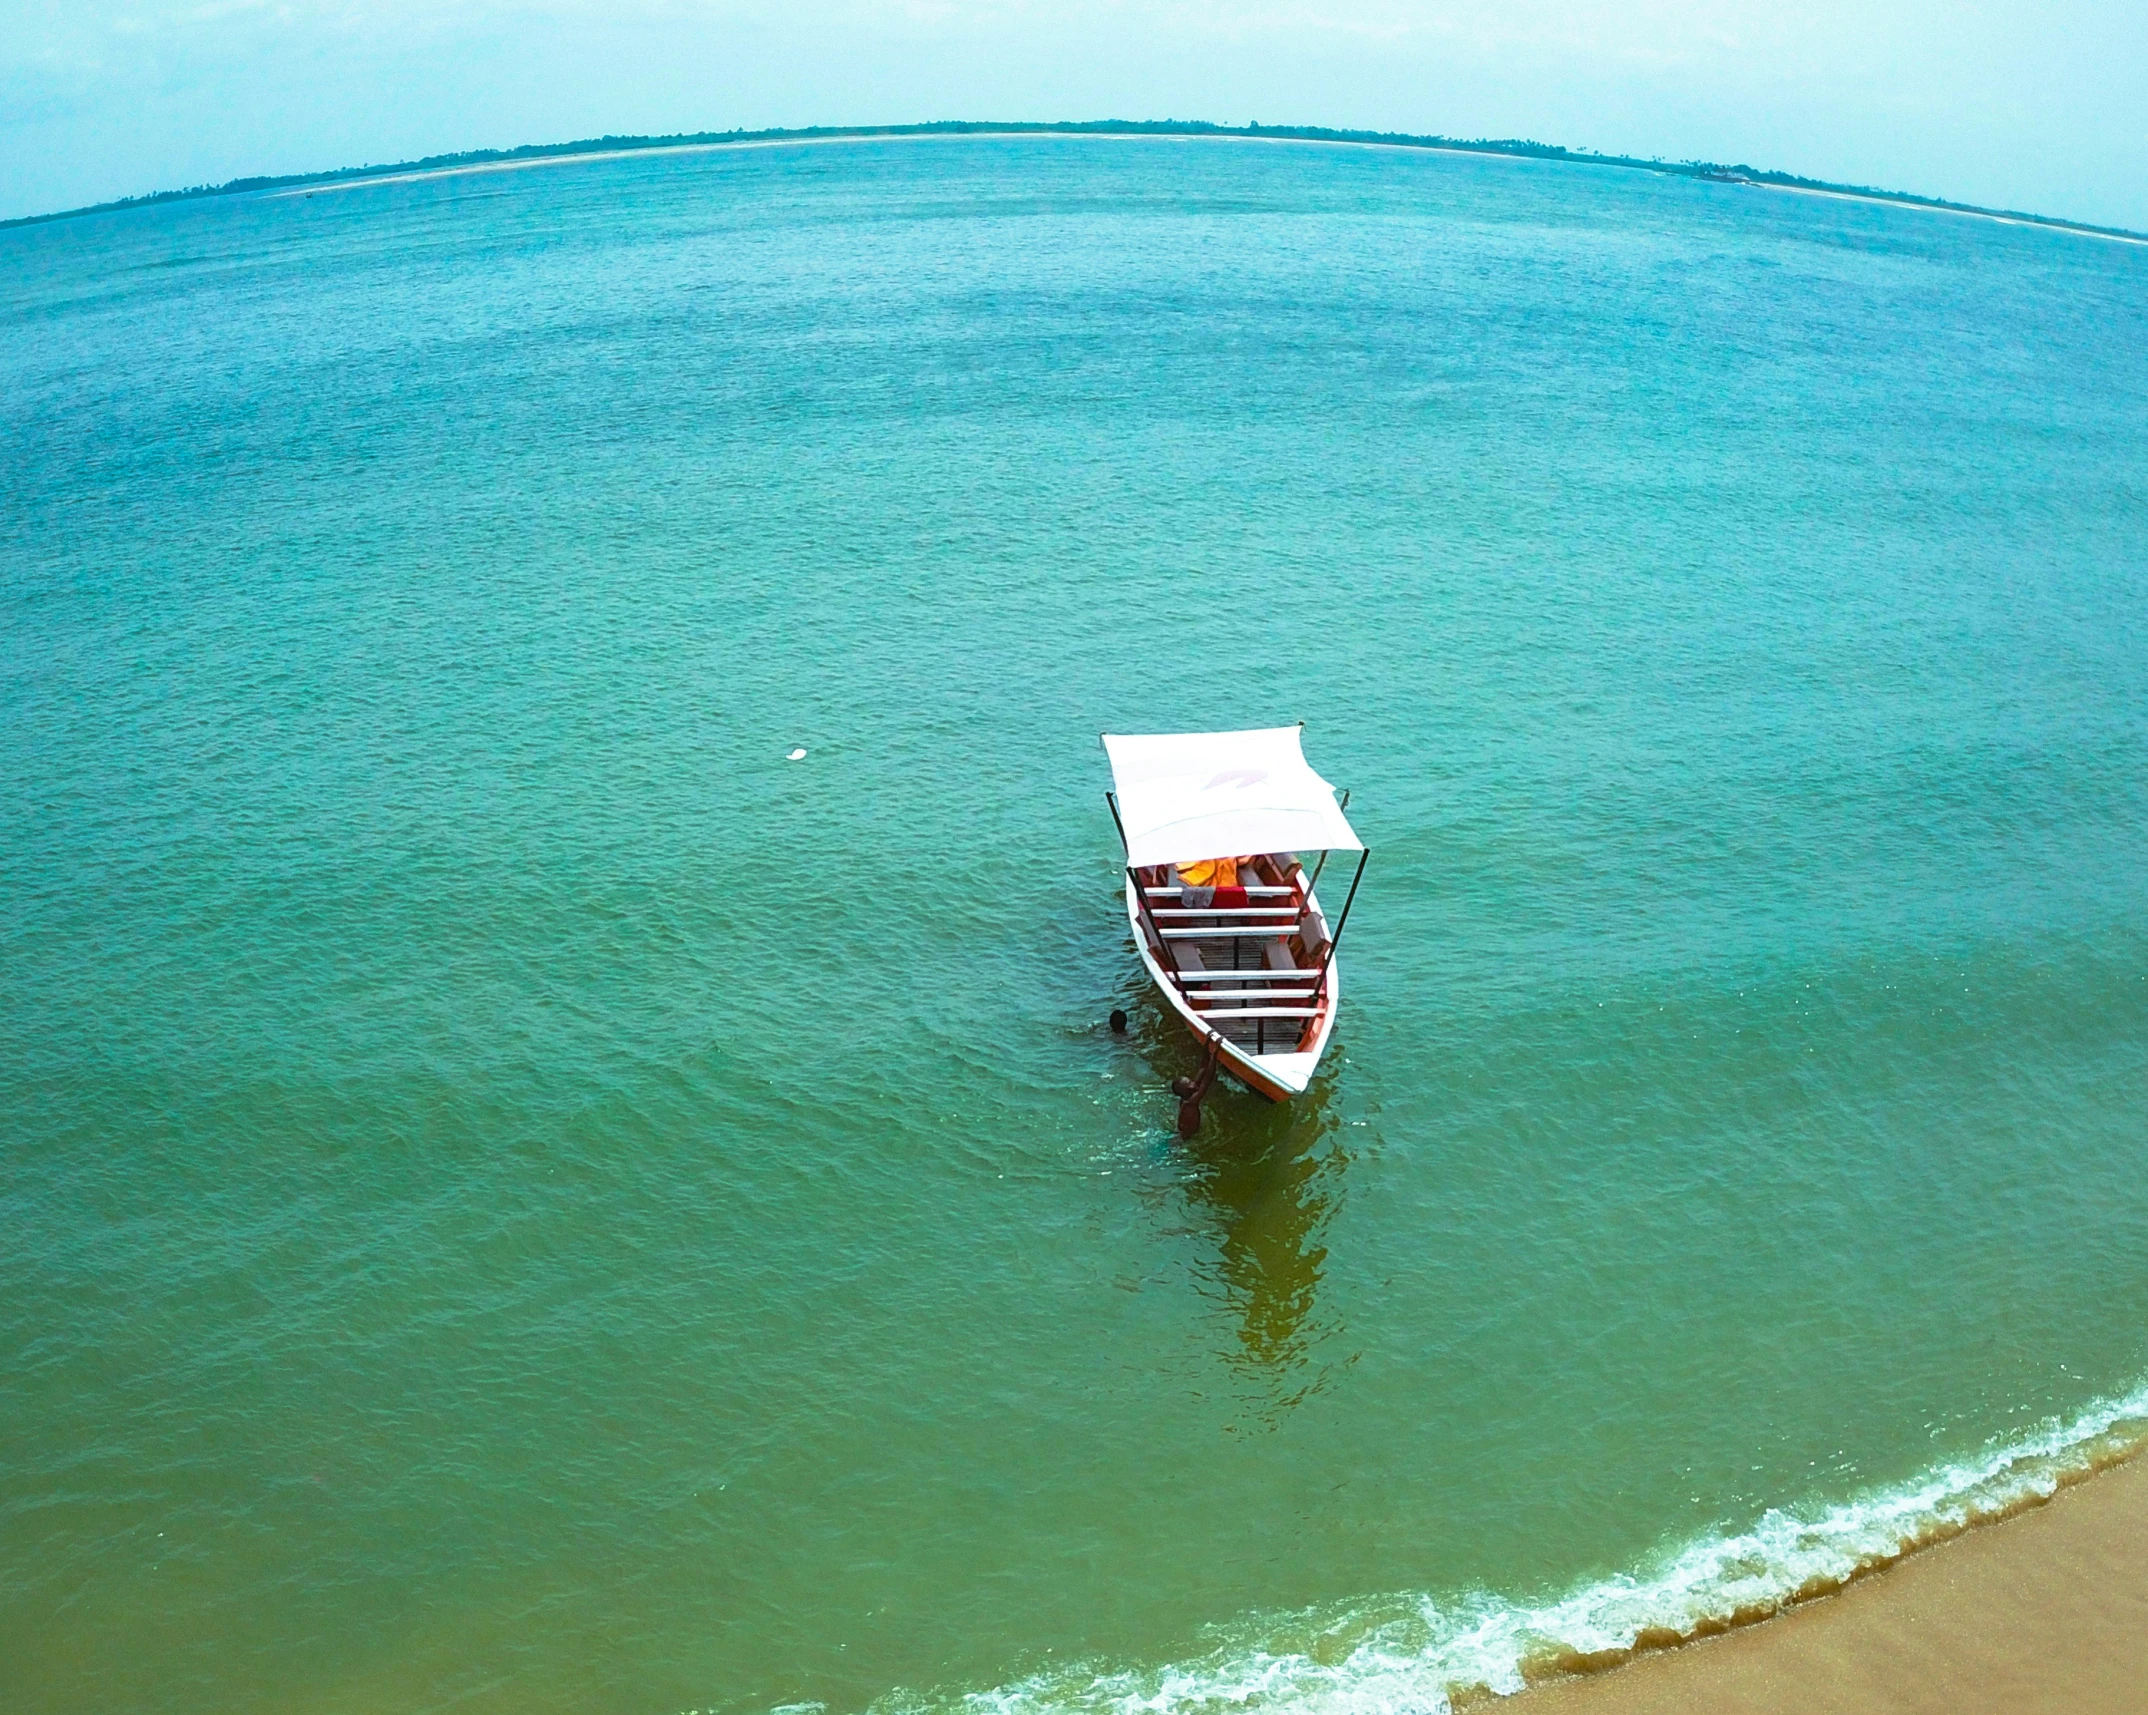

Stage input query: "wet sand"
[{"left": 1515, "top": 1453, "right": 2148, "bottom": 1713}]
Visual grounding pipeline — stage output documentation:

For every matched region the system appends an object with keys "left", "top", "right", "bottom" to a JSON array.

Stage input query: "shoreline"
[
  {"left": 266, "top": 133, "right": 2148, "bottom": 251},
  {"left": 1511, "top": 1446, "right": 2148, "bottom": 1713},
  {"left": 259, "top": 129, "right": 1583, "bottom": 202},
  {"left": 909, "top": 1392, "right": 2148, "bottom": 1715},
  {"left": 1751, "top": 178, "right": 2148, "bottom": 247},
  {"left": 9, "top": 121, "right": 2144, "bottom": 247}
]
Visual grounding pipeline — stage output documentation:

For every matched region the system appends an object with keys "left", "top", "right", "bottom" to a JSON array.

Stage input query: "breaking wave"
[{"left": 865, "top": 1381, "right": 2148, "bottom": 1715}]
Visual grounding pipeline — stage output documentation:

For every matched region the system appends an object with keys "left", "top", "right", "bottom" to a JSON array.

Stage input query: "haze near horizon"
[{"left": 2, "top": 0, "right": 2145, "bottom": 229}]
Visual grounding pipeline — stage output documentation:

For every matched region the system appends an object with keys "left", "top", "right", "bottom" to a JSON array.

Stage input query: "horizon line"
[{"left": 6, "top": 118, "right": 2145, "bottom": 244}]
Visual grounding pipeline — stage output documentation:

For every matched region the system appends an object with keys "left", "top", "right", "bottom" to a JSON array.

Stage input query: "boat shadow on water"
[{"left": 1122, "top": 1000, "right": 1353, "bottom": 1418}]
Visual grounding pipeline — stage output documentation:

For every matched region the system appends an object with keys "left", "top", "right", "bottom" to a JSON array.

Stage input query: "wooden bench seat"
[
  {"left": 1145, "top": 886, "right": 1295, "bottom": 898},
  {"left": 1185, "top": 1006, "right": 1319, "bottom": 1019},
  {"left": 1176, "top": 967, "right": 1322, "bottom": 982}
]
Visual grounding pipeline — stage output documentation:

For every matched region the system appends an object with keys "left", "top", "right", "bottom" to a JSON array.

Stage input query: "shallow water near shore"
[{"left": 4, "top": 135, "right": 2148, "bottom": 1715}]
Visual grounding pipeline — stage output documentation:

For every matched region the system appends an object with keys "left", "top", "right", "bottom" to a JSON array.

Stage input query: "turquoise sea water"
[{"left": 5, "top": 135, "right": 2148, "bottom": 1715}]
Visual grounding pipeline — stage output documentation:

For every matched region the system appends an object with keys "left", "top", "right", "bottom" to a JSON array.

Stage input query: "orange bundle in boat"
[{"left": 1178, "top": 856, "right": 1239, "bottom": 888}]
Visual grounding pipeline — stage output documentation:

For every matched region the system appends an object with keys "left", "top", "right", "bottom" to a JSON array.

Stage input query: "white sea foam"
[{"left": 870, "top": 1382, "right": 2148, "bottom": 1715}]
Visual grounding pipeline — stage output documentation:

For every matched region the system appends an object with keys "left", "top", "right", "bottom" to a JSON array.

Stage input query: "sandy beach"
[
  {"left": 1750, "top": 179, "right": 2148, "bottom": 246},
  {"left": 1516, "top": 1453, "right": 2148, "bottom": 1713}
]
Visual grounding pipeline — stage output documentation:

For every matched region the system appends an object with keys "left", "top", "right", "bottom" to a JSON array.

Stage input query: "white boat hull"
[{"left": 1123, "top": 870, "right": 1340, "bottom": 1102}]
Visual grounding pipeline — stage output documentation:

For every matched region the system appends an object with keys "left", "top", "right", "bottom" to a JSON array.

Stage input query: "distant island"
[{"left": 6, "top": 118, "right": 2144, "bottom": 243}]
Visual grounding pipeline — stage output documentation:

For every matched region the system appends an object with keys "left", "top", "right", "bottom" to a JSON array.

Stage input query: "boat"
[{"left": 1102, "top": 725, "right": 1367, "bottom": 1112}]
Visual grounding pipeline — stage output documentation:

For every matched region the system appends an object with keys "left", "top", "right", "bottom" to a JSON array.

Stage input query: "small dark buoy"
[{"left": 1109, "top": 1009, "right": 1128, "bottom": 1034}]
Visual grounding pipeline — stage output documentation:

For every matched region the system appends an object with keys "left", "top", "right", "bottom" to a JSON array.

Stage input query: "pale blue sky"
[{"left": 3, "top": 0, "right": 2145, "bottom": 228}]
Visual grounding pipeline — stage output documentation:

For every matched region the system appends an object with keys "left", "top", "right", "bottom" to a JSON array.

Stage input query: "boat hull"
[{"left": 1123, "top": 870, "right": 1340, "bottom": 1102}]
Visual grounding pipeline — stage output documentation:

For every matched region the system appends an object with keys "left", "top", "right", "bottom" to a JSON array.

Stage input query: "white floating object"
[{"left": 787, "top": 747, "right": 807, "bottom": 761}]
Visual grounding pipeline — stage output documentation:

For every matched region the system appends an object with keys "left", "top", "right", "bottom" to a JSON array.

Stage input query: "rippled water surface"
[{"left": 5, "top": 136, "right": 2148, "bottom": 1715}]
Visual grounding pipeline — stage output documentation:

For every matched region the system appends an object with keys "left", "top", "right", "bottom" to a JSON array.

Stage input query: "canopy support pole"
[
  {"left": 1131, "top": 868, "right": 1185, "bottom": 994},
  {"left": 1317, "top": 849, "right": 1369, "bottom": 994},
  {"left": 1110, "top": 793, "right": 1187, "bottom": 996},
  {"left": 1304, "top": 793, "right": 1348, "bottom": 894}
]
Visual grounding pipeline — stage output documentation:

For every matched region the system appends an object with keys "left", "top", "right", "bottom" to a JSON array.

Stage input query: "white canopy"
[{"left": 1102, "top": 725, "right": 1362, "bottom": 869}]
